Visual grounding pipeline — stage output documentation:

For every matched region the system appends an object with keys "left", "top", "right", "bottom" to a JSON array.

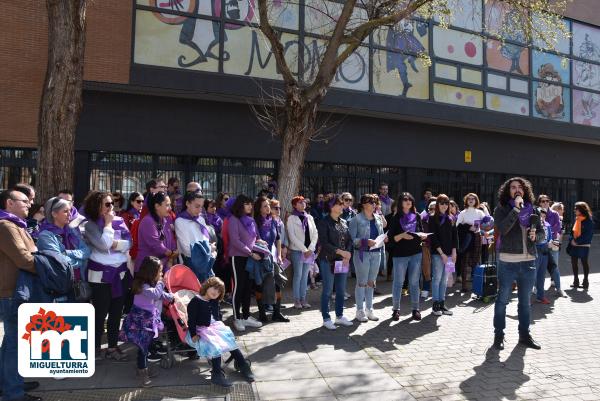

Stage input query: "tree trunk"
[
  {"left": 277, "top": 104, "right": 317, "bottom": 218},
  {"left": 37, "top": 0, "right": 87, "bottom": 202}
]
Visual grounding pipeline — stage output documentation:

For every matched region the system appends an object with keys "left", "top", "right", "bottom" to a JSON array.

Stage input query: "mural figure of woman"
[{"left": 385, "top": 20, "right": 427, "bottom": 97}]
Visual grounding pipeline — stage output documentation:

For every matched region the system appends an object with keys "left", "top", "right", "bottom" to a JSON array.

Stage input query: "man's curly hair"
[{"left": 497, "top": 177, "right": 535, "bottom": 207}]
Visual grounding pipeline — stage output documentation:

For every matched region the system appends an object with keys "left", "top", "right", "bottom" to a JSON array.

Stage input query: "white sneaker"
[
  {"left": 355, "top": 310, "right": 368, "bottom": 322},
  {"left": 532, "top": 287, "right": 537, "bottom": 295},
  {"left": 233, "top": 319, "right": 246, "bottom": 331},
  {"left": 365, "top": 309, "right": 379, "bottom": 321},
  {"left": 557, "top": 289, "right": 567, "bottom": 298},
  {"left": 420, "top": 290, "right": 429, "bottom": 298},
  {"left": 243, "top": 316, "right": 263, "bottom": 328},
  {"left": 323, "top": 320, "right": 337, "bottom": 330},
  {"left": 335, "top": 316, "right": 353, "bottom": 327}
]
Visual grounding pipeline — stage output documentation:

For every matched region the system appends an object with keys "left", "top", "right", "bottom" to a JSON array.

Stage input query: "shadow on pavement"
[{"left": 460, "top": 345, "right": 528, "bottom": 401}]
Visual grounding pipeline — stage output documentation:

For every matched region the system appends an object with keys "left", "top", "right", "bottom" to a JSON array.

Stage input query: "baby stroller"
[{"left": 160, "top": 264, "right": 246, "bottom": 371}]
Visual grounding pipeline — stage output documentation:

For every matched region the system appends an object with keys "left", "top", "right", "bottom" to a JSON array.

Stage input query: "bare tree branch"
[{"left": 257, "top": 0, "right": 298, "bottom": 87}]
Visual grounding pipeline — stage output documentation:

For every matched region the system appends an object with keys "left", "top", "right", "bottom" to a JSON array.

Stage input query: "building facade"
[{"left": 2, "top": 1, "right": 600, "bottom": 224}]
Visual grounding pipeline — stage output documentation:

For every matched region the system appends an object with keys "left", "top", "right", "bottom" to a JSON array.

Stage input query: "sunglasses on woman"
[
  {"left": 272, "top": 206, "right": 281, "bottom": 210},
  {"left": 105, "top": 202, "right": 114, "bottom": 207},
  {"left": 135, "top": 199, "right": 144, "bottom": 204},
  {"left": 438, "top": 201, "right": 449, "bottom": 205}
]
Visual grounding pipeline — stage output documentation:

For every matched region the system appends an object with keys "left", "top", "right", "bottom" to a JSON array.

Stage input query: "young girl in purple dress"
[{"left": 120, "top": 256, "right": 174, "bottom": 387}]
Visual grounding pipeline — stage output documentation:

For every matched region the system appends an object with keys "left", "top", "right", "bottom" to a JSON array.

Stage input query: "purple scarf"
[
  {"left": 97, "top": 215, "right": 132, "bottom": 241},
  {"left": 508, "top": 200, "right": 534, "bottom": 227},
  {"left": 440, "top": 213, "right": 449, "bottom": 226},
  {"left": 399, "top": 212, "right": 417, "bottom": 233},
  {"left": 292, "top": 209, "right": 309, "bottom": 232},
  {"left": 205, "top": 212, "right": 223, "bottom": 233},
  {"left": 380, "top": 194, "right": 392, "bottom": 206},
  {"left": 0, "top": 209, "right": 27, "bottom": 229},
  {"left": 240, "top": 215, "right": 258, "bottom": 238},
  {"left": 69, "top": 206, "right": 80, "bottom": 223},
  {"left": 257, "top": 215, "right": 275, "bottom": 243},
  {"left": 177, "top": 210, "right": 211, "bottom": 240},
  {"left": 39, "top": 221, "right": 80, "bottom": 249}
]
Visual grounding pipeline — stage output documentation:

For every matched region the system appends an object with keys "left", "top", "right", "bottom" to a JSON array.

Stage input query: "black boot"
[
  {"left": 211, "top": 368, "right": 232, "bottom": 387},
  {"left": 582, "top": 279, "right": 589, "bottom": 290},
  {"left": 493, "top": 334, "right": 505, "bottom": 350},
  {"left": 519, "top": 333, "right": 541, "bottom": 350},
  {"left": 238, "top": 359, "right": 255, "bottom": 383},
  {"left": 272, "top": 301, "right": 290, "bottom": 322},
  {"left": 257, "top": 300, "right": 268, "bottom": 323}
]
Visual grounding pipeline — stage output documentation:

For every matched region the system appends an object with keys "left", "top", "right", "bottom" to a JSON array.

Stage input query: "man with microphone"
[{"left": 492, "top": 177, "right": 545, "bottom": 350}]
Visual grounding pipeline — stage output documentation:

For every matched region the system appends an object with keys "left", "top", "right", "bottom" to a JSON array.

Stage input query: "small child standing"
[
  {"left": 120, "top": 256, "right": 174, "bottom": 387},
  {"left": 186, "top": 277, "right": 254, "bottom": 387}
]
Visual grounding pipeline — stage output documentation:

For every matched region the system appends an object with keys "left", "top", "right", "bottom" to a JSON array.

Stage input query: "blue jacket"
[
  {"left": 349, "top": 212, "right": 385, "bottom": 261},
  {"left": 14, "top": 250, "right": 75, "bottom": 304},
  {"left": 188, "top": 240, "right": 216, "bottom": 282},
  {"left": 37, "top": 230, "right": 90, "bottom": 274},
  {"left": 246, "top": 245, "right": 274, "bottom": 286}
]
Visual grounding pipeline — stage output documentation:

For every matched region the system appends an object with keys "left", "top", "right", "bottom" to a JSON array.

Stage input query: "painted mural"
[
  {"left": 133, "top": 1, "right": 600, "bottom": 127},
  {"left": 433, "top": 27, "right": 483, "bottom": 66},
  {"left": 373, "top": 20, "right": 429, "bottom": 98},
  {"left": 434, "top": 83, "right": 483, "bottom": 108},
  {"left": 533, "top": 76, "right": 570, "bottom": 122},
  {"left": 486, "top": 93, "right": 529, "bottom": 116},
  {"left": 435, "top": 0, "right": 482, "bottom": 32}
]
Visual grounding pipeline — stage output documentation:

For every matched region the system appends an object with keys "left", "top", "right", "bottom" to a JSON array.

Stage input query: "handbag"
[{"left": 73, "top": 279, "right": 92, "bottom": 301}]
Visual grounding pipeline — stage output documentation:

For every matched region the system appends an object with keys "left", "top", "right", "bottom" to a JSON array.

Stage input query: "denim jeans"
[
  {"left": 549, "top": 250, "right": 561, "bottom": 290},
  {"left": 0, "top": 297, "right": 23, "bottom": 401},
  {"left": 319, "top": 259, "right": 348, "bottom": 321},
  {"left": 431, "top": 255, "right": 449, "bottom": 302},
  {"left": 353, "top": 250, "right": 381, "bottom": 311},
  {"left": 392, "top": 253, "right": 422, "bottom": 311},
  {"left": 535, "top": 250, "right": 549, "bottom": 300},
  {"left": 290, "top": 250, "right": 311, "bottom": 302},
  {"left": 493, "top": 260, "right": 536, "bottom": 336}
]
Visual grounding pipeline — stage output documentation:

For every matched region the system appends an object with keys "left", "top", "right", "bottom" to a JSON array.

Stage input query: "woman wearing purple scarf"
[
  {"left": 119, "top": 191, "right": 144, "bottom": 230},
  {"left": 37, "top": 197, "right": 91, "bottom": 297},
  {"left": 287, "top": 196, "right": 319, "bottom": 309},
  {"left": 204, "top": 198, "right": 223, "bottom": 235},
  {"left": 253, "top": 196, "right": 289, "bottom": 323},
  {"left": 82, "top": 191, "right": 132, "bottom": 361},
  {"left": 135, "top": 192, "right": 178, "bottom": 273},
  {"left": 387, "top": 192, "right": 428, "bottom": 322},
  {"left": 227, "top": 195, "right": 263, "bottom": 331},
  {"left": 216, "top": 192, "right": 231, "bottom": 220},
  {"left": 175, "top": 191, "right": 217, "bottom": 278}
]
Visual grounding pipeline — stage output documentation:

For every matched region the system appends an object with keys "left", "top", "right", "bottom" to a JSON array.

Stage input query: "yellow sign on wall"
[{"left": 465, "top": 150, "right": 472, "bottom": 163}]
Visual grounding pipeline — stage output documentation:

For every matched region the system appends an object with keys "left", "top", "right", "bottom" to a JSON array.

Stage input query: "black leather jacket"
[{"left": 317, "top": 215, "right": 352, "bottom": 263}]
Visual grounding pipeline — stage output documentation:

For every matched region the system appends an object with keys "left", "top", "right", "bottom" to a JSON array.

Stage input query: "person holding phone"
[
  {"left": 387, "top": 192, "right": 428, "bottom": 321},
  {"left": 492, "top": 177, "right": 545, "bottom": 351}
]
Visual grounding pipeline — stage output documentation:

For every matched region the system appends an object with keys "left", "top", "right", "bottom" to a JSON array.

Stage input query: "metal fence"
[{"left": 0, "top": 147, "right": 589, "bottom": 225}]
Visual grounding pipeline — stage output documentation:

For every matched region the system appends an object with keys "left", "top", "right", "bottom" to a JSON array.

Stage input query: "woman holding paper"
[
  {"left": 317, "top": 195, "right": 353, "bottom": 330},
  {"left": 456, "top": 193, "right": 486, "bottom": 292},
  {"left": 428, "top": 194, "right": 458, "bottom": 316},
  {"left": 349, "top": 194, "right": 385, "bottom": 322},
  {"left": 287, "top": 196, "right": 319, "bottom": 309},
  {"left": 387, "top": 192, "right": 428, "bottom": 321}
]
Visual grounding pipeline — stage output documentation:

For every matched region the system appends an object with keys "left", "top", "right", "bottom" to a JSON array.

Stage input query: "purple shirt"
[
  {"left": 133, "top": 281, "right": 173, "bottom": 313},
  {"left": 545, "top": 209, "right": 562, "bottom": 241},
  {"left": 227, "top": 215, "right": 258, "bottom": 257},
  {"left": 135, "top": 214, "right": 177, "bottom": 272}
]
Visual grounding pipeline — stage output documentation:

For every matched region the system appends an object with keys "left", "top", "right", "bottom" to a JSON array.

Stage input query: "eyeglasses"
[
  {"left": 343, "top": 199, "right": 353, "bottom": 202},
  {"left": 104, "top": 202, "right": 114, "bottom": 208},
  {"left": 134, "top": 199, "right": 144, "bottom": 204},
  {"left": 540, "top": 200, "right": 550, "bottom": 203},
  {"left": 438, "top": 201, "right": 449, "bottom": 205},
  {"left": 402, "top": 198, "right": 411, "bottom": 201},
  {"left": 272, "top": 206, "right": 281, "bottom": 210},
  {"left": 10, "top": 198, "right": 30, "bottom": 206}
]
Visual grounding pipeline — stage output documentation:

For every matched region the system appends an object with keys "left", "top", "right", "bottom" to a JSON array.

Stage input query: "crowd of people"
[{"left": 0, "top": 176, "right": 594, "bottom": 400}]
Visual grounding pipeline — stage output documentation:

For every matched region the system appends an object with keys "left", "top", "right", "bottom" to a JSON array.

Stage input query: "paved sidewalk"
[{"left": 3, "top": 246, "right": 599, "bottom": 401}]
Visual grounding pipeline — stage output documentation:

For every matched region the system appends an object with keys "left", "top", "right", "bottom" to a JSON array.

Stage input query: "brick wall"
[{"left": 0, "top": 1, "right": 131, "bottom": 148}]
